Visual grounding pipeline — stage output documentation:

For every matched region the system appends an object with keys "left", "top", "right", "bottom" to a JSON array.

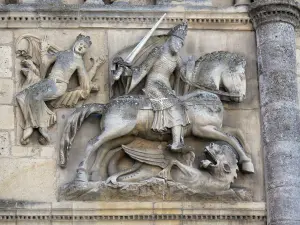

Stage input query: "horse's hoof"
[
  {"left": 169, "top": 143, "right": 184, "bottom": 152},
  {"left": 241, "top": 161, "right": 255, "bottom": 174},
  {"left": 74, "top": 168, "right": 89, "bottom": 183}
]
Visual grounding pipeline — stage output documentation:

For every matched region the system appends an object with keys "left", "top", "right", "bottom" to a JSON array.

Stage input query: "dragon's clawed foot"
[{"left": 158, "top": 167, "right": 173, "bottom": 181}]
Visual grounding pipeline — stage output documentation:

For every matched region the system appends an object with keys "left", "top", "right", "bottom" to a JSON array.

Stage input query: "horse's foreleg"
[{"left": 192, "top": 125, "right": 254, "bottom": 173}]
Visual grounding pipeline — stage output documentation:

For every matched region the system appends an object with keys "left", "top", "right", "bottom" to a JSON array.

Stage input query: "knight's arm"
[
  {"left": 77, "top": 61, "right": 91, "bottom": 98},
  {"left": 174, "top": 56, "right": 185, "bottom": 94},
  {"left": 131, "top": 47, "right": 161, "bottom": 79}
]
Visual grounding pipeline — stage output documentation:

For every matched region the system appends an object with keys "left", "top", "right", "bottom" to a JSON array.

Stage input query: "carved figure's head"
[
  {"left": 200, "top": 143, "right": 238, "bottom": 183},
  {"left": 73, "top": 34, "right": 92, "bottom": 55},
  {"left": 168, "top": 22, "right": 188, "bottom": 54}
]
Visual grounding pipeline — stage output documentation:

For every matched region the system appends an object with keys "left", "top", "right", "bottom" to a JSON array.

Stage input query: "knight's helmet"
[
  {"left": 168, "top": 21, "right": 188, "bottom": 41},
  {"left": 75, "top": 34, "right": 92, "bottom": 47}
]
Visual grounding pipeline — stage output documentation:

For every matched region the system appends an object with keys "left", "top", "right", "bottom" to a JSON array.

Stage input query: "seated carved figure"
[{"left": 16, "top": 34, "right": 104, "bottom": 145}]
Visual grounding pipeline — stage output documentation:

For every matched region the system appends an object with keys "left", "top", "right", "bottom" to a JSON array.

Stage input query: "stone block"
[
  {"left": 212, "top": 0, "right": 233, "bottom": 7},
  {"left": 0, "top": 30, "right": 13, "bottom": 44},
  {"left": 11, "top": 146, "right": 39, "bottom": 157},
  {"left": 0, "top": 105, "right": 14, "bottom": 129},
  {"left": 40, "top": 146, "right": 56, "bottom": 159},
  {"left": 10, "top": 130, "right": 15, "bottom": 145},
  {"left": 0, "top": 132, "right": 10, "bottom": 156},
  {"left": 0, "top": 46, "right": 12, "bottom": 78},
  {"left": 16, "top": 222, "right": 51, "bottom": 225},
  {"left": 0, "top": 79, "right": 14, "bottom": 104},
  {"left": 0, "top": 158, "right": 57, "bottom": 202}
]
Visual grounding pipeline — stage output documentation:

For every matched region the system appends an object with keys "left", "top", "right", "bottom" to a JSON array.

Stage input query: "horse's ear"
[{"left": 223, "top": 163, "right": 231, "bottom": 173}]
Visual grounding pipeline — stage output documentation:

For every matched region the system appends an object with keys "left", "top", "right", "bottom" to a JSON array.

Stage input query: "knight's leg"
[
  {"left": 192, "top": 125, "right": 254, "bottom": 173},
  {"left": 170, "top": 125, "right": 184, "bottom": 152},
  {"left": 21, "top": 127, "right": 33, "bottom": 145}
]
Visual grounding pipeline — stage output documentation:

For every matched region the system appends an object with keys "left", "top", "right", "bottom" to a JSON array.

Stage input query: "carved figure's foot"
[
  {"left": 21, "top": 127, "right": 33, "bottom": 145},
  {"left": 20, "top": 138, "right": 30, "bottom": 145},
  {"left": 74, "top": 168, "right": 89, "bottom": 183},
  {"left": 241, "top": 161, "right": 254, "bottom": 174},
  {"left": 106, "top": 175, "right": 119, "bottom": 185},
  {"left": 38, "top": 127, "right": 50, "bottom": 145},
  {"left": 38, "top": 136, "right": 48, "bottom": 145}
]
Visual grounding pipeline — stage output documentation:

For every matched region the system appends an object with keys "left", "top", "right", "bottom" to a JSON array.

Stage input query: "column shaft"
[{"left": 250, "top": 1, "right": 300, "bottom": 225}]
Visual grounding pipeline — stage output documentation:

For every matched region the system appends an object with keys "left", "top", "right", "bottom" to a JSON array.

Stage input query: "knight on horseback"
[{"left": 113, "top": 22, "right": 190, "bottom": 151}]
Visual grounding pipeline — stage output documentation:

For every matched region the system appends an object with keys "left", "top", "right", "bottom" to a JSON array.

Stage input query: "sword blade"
[{"left": 125, "top": 13, "right": 166, "bottom": 63}]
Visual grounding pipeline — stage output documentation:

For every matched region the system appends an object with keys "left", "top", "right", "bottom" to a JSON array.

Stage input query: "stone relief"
[
  {"left": 15, "top": 34, "right": 106, "bottom": 145},
  {"left": 58, "top": 19, "right": 255, "bottom": 200}
]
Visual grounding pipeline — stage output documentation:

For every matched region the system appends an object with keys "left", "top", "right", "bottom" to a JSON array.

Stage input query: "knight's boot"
[{"left": 169, "top": 126, "right": 184, "bottom": 152}]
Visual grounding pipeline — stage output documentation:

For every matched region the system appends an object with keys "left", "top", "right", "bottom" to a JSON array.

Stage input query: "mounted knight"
[
  {"left": 113, "top": 21, "right": 190, "bottom": 151},
  {"left": 58, "top": 17, "right": 254, "bottom": 186}
]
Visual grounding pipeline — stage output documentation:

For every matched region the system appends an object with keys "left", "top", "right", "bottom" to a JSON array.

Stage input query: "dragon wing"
[{"left": 122, "top": 144, "right": 168, "bottom": 168}]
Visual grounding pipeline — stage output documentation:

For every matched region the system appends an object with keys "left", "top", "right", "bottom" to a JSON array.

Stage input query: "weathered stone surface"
[
  {"left": 40, "top": 146, "right": 56, "bottom": 158},
  {"left": 0, "top": 105, "right": 14, "bottom": 129},
  {"left": 0, "top": 131, "right": 10, "bottom": 156},
  {"left": 11, "top": 146, "right": 39, "bottom": 157},
  {"left": 212, "top": 0, "right": 233, "bottom": 7},
  {"left": 0, "top": 79, "right": 14, "bottom": 104},
  {"left": 0, "top": 46, "right": 12, "bottom": 78},
  {"left": 250, "top": 1, "right": 300, "bottom": 225},
  {"left": 0, "top": 30, "right": 13, "bottom": 44},
  {"left": 0, "top": 158, "right": 57, "bottom": 202}
]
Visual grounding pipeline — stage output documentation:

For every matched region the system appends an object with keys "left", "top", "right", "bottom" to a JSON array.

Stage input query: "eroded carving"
[
  {"left": 61, "top": 141, "right": 251, "bottom": 201},
  {"left": 16, "top": 34, "right": 105, "bottom": 145},
  {"left": 59, "top": 21, "right": 254, "bottom": 200}
]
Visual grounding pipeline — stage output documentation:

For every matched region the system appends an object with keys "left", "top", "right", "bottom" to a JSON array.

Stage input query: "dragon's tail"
[{"left": 59, "top": 103, "right": 105, "bottom": 168}]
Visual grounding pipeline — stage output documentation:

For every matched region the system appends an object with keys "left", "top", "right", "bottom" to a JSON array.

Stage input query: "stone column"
[{"left": 249, "top": 1, "right": 300, "bottom": 225}]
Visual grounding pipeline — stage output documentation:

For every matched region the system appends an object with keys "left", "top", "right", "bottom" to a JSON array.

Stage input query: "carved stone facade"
[{"left": 0, "top": 0, "right": 298, "bottom": 224}]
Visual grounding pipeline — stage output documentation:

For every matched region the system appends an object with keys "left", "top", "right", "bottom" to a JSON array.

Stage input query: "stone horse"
[{"left": 59, "top": 90, "right": 254, "bottom": 182}]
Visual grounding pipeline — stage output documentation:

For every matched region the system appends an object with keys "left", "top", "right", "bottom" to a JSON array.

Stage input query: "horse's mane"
[{"left": 195, "top": 51, "right": 246, "bottom": 73}]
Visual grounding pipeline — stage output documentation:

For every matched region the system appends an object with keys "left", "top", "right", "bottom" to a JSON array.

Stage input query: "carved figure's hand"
[
  {"left": 94, "top": 55, "right": 106, "bottom": 68},
  {"left": 41, "top": 35, "right": 50, "bottom": 52},
  {"left": 81, "top": 78, "right": 91, "bottom": 95}
]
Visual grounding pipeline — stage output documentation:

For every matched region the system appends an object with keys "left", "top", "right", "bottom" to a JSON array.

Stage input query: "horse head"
[{"left": 221, "top": 53, "right": 247, "bottom": 103}]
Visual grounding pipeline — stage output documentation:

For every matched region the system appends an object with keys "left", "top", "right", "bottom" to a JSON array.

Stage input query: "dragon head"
[{"left": 200, "top": 142, "right": 239, "bottom": 184}]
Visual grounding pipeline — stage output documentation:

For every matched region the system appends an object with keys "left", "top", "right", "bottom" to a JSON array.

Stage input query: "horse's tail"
[{"left": 59, "top": 103, "right": 105, "bottom": 168}]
